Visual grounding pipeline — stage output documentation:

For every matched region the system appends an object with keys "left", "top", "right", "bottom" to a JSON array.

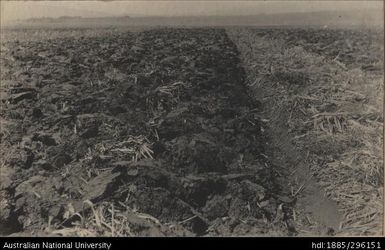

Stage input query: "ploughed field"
[
  {"left": 1, "top": 27, "right": 383, "bottom": 236},
  {"left": 0, "top": 28, "right": 292, "bottom": 236}
]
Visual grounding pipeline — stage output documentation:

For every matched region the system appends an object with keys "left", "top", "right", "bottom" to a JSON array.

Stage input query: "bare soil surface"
[{"left": 1, "top": 28, "right": 294, "bottom": 236}]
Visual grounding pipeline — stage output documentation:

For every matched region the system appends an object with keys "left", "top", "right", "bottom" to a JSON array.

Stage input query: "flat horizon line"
[{"left": 7, "top": 8, "right": 381, "bottom": 22}]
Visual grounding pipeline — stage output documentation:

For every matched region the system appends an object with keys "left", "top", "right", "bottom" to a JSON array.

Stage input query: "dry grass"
[
  {"left": 228, "top": 28, "right": 383, "bottom": 235},
  {"left": 146, "top": 81, "right": 191, "bottom": 115},
  {"left": 46, "top": 200, "right": 163, "bottom": 237},
  {"left": 91, "top": 135, "right": 154, "bottom": 162}
]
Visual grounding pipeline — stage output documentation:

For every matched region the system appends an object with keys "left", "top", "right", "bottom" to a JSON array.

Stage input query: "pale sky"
[{"left": 1, "top": 1, "right": 383, "bottom": 23}]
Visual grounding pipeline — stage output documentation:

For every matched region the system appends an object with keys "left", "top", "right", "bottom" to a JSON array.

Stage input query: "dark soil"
[{"left": 0, "top": 28, "right": 293, "bottom": 236}]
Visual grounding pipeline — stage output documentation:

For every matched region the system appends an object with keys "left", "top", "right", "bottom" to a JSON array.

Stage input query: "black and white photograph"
[{"left": 0, "top": 0, "right": 383, "bottom": 239}]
